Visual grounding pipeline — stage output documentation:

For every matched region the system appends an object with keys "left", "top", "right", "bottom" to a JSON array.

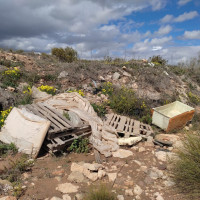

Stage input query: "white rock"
[
  {"left": 71, "top": 163, "right": 84, "bottom": 173},
  {"left": 83, "top": 168, "right": 98, "bottom": 181},
  {"left": 68, "top": 171, "right": 85, "bottom": 183},
  {"left": 75, "top": 193, "right": 83, "bottom": 200},
  {"left": 138, "top": 147, "right": 145, "bottom": 152},
  {"left": 113, "top": 72, "right": 120, "bottom": 80},
  {"left": 107, "top": 173, "right": 117, "bottom": 182},
  {"left": 117, "top": 195, "right": 124, "bottom": 200},
  {"left": 50, "top": 197, "right": 62, "bottom": 200},
  {"left": 134, "top": 185, "right": 143, "bottom": 196},
  {"left": 112, "top": 149, "right": 133, "bottom": 158},
  {"left": 118, "top": 136, "right": 142, "bottom": 146},
  {"left": 125, "top": 189, "right": 133, "bottom": 196},
  {"left": 98, "top": 170, "right": 106, "bottom": 179},
  {"left": 58, "top": 71, "right": 68, "bottom": 79},
  {"left": 123, "top": 71, "right": 131, "bottom": 77},
  {"left": 62, "top": 194, "right": 71, "bottom": 200},
  {"left": 56, "top": 182, "right": 79, "bottom": 193},
  {"left": 154, "top": 192, "right": 164, "bottom": 200},
  {"left": 83, "top": 163, "right": 103, "bottom": 171},
  {"left": 148, "top": 167, "right": 164, "bottom": 180}
]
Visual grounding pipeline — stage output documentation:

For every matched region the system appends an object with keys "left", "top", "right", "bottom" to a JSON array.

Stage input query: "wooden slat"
[
  {"left": 41, "top": 103, "right": 73, "bottom": 127},
  {"left": 117, "top": 116, "right": 127, "bottom": 132},
  {"left": 133, "top": 120, "right": 140, "bottom": 135},
  {"left": 33, "top": 104, "right": 66, "bottom": 131},
  {"left": 106, "top": 114, "right": 114, "bottom": 126}
]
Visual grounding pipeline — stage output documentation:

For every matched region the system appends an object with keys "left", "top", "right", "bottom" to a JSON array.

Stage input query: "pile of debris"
[
  {"left": 0, "top": 92, "right": 155, "bottom": 159},
  {"left": 0, "top": 89, "right": 194, "bottom": 160}
]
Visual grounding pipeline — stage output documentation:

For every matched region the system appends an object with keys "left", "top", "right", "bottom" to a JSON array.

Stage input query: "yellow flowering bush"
[
  {"left": 23, "top": 86, "right": 32, "bottom": 95},
  {"left": 1, "top": 67, "right": 21, "bottom": 87},
  {"left": 187, "top": 92, "right": 200, "bottom": 105},
  {"left": 38, "top": 85, "right": 56, "bottom": 95},
  {"left": 101, "top": 82, "right": 113, "bottom": 95},
  {"left": 0, "top": 107, "right": 12, "bottom": 128},
  {"left": 109, "top": 86, "right": 151, "bottom": 123},
  {"left": 68, "top": 89, "right": 84, "bottom": 96}
]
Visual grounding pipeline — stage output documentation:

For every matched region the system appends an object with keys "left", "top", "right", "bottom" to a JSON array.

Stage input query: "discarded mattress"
[
  {"left": 152, "top": 101, "right": 194, "bottom": 132},
  {"left": 0, "top": 107, "right": 50, "bottom": 158}
]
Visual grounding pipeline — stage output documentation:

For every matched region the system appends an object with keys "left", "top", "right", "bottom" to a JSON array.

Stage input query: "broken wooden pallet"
[
  {"left": 105, "top": 114, "right": 153, "bottom": 138},
  {"left": 23, "top": 103, "right": 91, "bottom": 139}
]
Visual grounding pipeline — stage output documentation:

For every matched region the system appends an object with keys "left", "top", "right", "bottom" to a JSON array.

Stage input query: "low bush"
[
  {"left": 0, "top": 67, "right": 21, "bottom": 87},
  {"left": 84, "top": 184, "right": 117, "bottom": 200},
  {"left": 38, "top": 85, "right": 56, "bottom": 95},
  {"left": 69, "top": 137, "right": 89, "bottom": 153},
  {"left": 109, "top": 86, "right": 151, "bottom": 120},
  {"left": 91, "top": 103, "right": 107, "bottom": 118},
  {"left": 171, "top": 133, "right": 200, "bottom": 199},
  {"left": 149, "top": 55, "right": 167, "bottom": 65},
  {"left": 187, "top": 92, "right": 200, "bottom": 105},
  {"left": 51, "top": 47, "right": 78, "bottom": 62},
  {"left": 0, "top": 142, "right": 18, "bottom": 156}
]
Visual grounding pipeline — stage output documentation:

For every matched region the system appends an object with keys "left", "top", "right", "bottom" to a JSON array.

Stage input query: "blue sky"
[{"left": 0, "top": 0, "right": 200, "bottom": 63}]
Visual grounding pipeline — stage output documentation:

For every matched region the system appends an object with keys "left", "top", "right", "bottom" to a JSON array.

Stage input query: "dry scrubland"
[{"left": 0, "top": 48, "right": 200, "bottom": 199}]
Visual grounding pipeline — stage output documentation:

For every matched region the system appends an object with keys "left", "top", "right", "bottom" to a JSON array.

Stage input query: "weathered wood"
[{"left": 105, "top": 114, "right": 153, "bottom": 137}]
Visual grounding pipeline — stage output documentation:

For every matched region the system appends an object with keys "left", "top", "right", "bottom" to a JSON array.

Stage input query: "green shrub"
[
  {"left": 149, "top": 55, "right": 167, "bottom": 65},
  {"left": 171, "top": 133, "right": 200, "bottom": 199},
  {"left": 91, "top": 103, "right": 107, "bottom": 118},
  {"left": 109, "top": 86, "right": 150, "bottom": 119},
  {"left": 187, "top": 92, "right": 200, "bottom": 105},
  {"left": 51, "top": 47, "right": 78, "bottom": 62},
  {"left": 84, "top": 184, "right": 117, "bottom": 200},
  {"left": 1, "top": 155, "right": 33, "bottom": 183},
  {"left": 69, "top": 137, "right": 89, "bottom": 153},
  {"left": 101, "top": 82, "right": 114, "bottom": 96},
  {"left": 0, "top": 67, "right": 21, "bottom": 87},
  {"left": 0, "top": 142, "right": 18, "bottom": 156},
  {"left": 0, "top": 59, "right": 24, "bottom": 68}
]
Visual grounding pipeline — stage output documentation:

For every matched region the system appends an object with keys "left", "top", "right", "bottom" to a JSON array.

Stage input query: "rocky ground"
[
  {"left": 0, "top": 130, "right": 191, "bottom": 200},
  {"left": 0, "top": 50, "right": 200, "bottom": 199}
]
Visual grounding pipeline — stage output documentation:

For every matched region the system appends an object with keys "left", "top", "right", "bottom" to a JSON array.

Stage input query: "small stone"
[
  {"left": 107, "top": 173, "right": 117, "bottom": 182},
  {"left": 74, "top": 193, "right": 84, "bottom": 200},
  {"left": 154, "top": 192, "right": 164, "bottom": 200},
  {"left": 112, "top": 149, "right": 133, "bottom": 158},
  {"left": 134, "top": 185, "right": 143, "bottom": 196},
  {"left": 98, "top": 170, "right": 106, "bottom": 179},
  {"left": 68, "top": 171, "right": 85, "bottom": 183},
  {"left": 117, "top": 195, "right": 124, "bottom": 200},
  {"left": 113, "top": 72, "right": 120, "bottom": 80},
  {"left": 184, "top": 126, "right": 189, "bottom": 131},
  {"left": 140, "top": 166, "right": 148, "bottom": 173},
  {"left": 138, "top": 147, "right": 145, "bottom": 152},
  {"left": 50, "top": 197, "right": 62, "bottom": 200},
  {"left": 63, "top": 194, "right": 71, "bottom": 200},
  {"left": 55, "top": 176, "right": 62, "bottom": 182},
  {"left": 83, "top": 163, "right": 103, "bottom": 171},
  {"left": 56, "top": 182, "right": 79, "bottom": 193},
  {"left": 125, "top": 189, "right": 133, "bottom": 196},
  {"left": 58, "top": 71, "right": 69, "bottom": 79},
  {"left": 52, "top": 169, "right": 64, "bottom": 176},
  {"left": 83, "top": 168, "right": 98, "bottom": 181},
  {"left": 71, "top": 162, "right": 84, "bottom": 173}
]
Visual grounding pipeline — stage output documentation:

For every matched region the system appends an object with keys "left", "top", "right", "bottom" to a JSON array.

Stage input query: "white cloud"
[
  {"left": 174, "top": 11, "right": 198, "bottom": 22},
  {"left": 183, "top": 30, "right": 200, "bottom": 39},
  {"left": 160, "top": 15, "right": 174, "bottom": 23},
  {"left": 161, "top": 11, "right": 198, "bottom": 23},
  {"left": 155, "top": 25, "right": 172, "bottom": 35},
  {"left": 177, "top": 0, "right": 192, "bottom": 6}
]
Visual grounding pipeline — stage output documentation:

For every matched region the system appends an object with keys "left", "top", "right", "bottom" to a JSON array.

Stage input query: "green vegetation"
[
  {"left": 0, "top": 142, "right": 18, "bottom": 156},
  {"left": 84, "top": 184, "right": 117, "bottom": 200},
  {"left": 69, "top": 137, "right": 89, "bottom": 153},
  {"left": 0, "top": 67, "right": 21, "bottom": 87},
  {"left": 149, "top": 55, "right": 167, "bottom": 65},
  {"left": 63, "top": 111, "right": 70, "bottom": 120},
  {"left": 38, "top": 85, "right": 56, "bottom": 95},
  {"left": 171, "top": 133, "right": 200, "bottom": 199},
  {"left": 51, "top": 47, "right": 78, "bottom": 62},
  {"left": 187, "top": 92, "right": 200, "bottom": 105},
  {"left": 91, "top": 103, "right": 107, "bottom": 118},
  {"left": 109, "top": 86, "right": 151, "bottom": 122},
  {"left": 0, "top": 59, "right": 24, "bottom": 68},
  {"left": 0, "top": 107, "right": 13, "bottom": 128}
]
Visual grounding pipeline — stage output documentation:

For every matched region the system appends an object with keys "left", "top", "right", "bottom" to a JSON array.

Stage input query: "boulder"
[
  {"left": 118, "top": 136, "right": 142, "bottom": 146},
  {"left": 112, "top": 149, "right": 133, "bottom": 158},
  {"left": 56, "top": 182, "right": 79, "bottom": 193}
]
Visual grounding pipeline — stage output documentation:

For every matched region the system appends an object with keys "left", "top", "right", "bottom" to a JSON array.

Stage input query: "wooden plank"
[
  {"left": 133, "top": 120, "right": 140, "bottom": 135},
  {"left": 36, "top": 103, "right": 70, "bottom": 129},
  {"left": 41, "top": 103, "right": 73, "bottom": 127},
  {"left": 117, "top": 116, "right": 127, "bottom": 132},
  {"left": 33, "top": 104, "right": 66, "bottom": 131},
  {"left": 106, "top": 113, "right": 114, "bottom": 126}
]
